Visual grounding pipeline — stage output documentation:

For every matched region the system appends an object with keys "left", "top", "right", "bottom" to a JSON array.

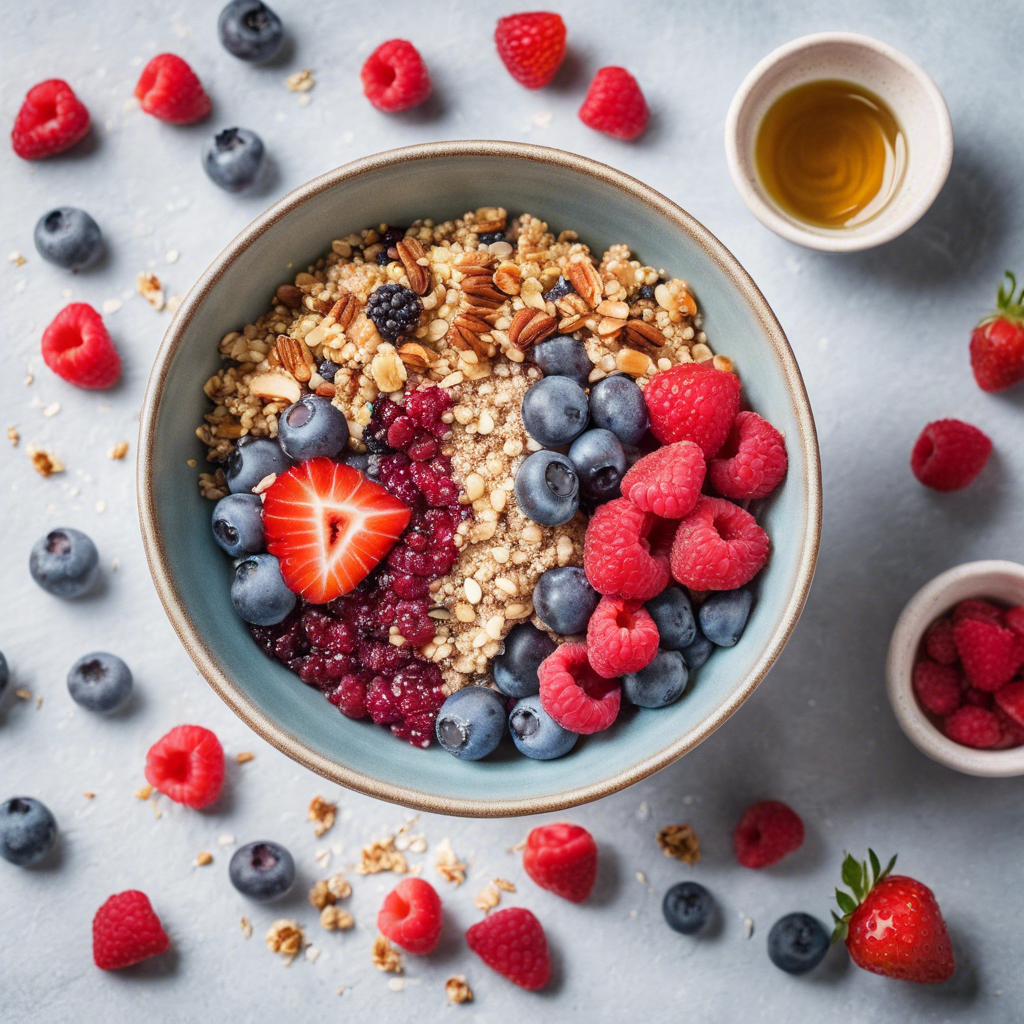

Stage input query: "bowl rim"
[
  {"left": 137, "top": 140, "right": 822, "bottom": 817},
  {"left": 724, "top": 30, "right": 954, "bottom": 253},
  {"left": 885, "top": 559, "right": 1024, "bottom": 777}
]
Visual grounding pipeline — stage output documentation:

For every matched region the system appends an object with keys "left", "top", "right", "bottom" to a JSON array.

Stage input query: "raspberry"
[
  {"left": 523, "top": 823, "right": 598, "bottom": 903},
  {"left": 410, "top": 459, "right": 460, "bottom": 506},
  {"left": 494, "top": 12, "right": 566, "bottom": 89},
  {"left": 538, "top": 643, "right": 620, "bottom": 734},
  {"left": 405, "top": 385, "right": 453, "bottom": 437},
  {"left": 912, "top": 660, "right": 963, "bottom": 717},
  {"left": 134, "top": 54, "right": 211, "bottom": 124},
  {"left": 11, "top": 79, "right": 90, "bottom": 160},
  {"left": 578, "top": 66, "right": 649, "bottom": 140},
  {"left": 326, "top": 671, "right": 372, "bottom": 719},
  {"left": 465, "top": 907, "right": 551, "bottom": 990},
  {"left": 366, "top": 395, "right": 405, "bottom": 450},
  {"left": 953, "top": 599, "right": 1005, "bottom": 626},
  {"left": 301, "top": 609, "right": 357, "bottom": 653},
  {"left": 944, "top": 705, "right": 1002, "bottom": 748},
  {"left": 923, "top": 617, "right": 958, "bottom": 665},
  {"left": 583, "top": 497, "right": 670, "bottom": 601},
  {"left": 708, "top": 411, "right": 788, "bottom": 500},
  {"left": 964, "top": 687, "right": 994, "bottom": 709},
  {"left": 93, "top": 891, "right": 170, "bottom": 970},
  {"left": 953, "top": 617, "right": 1024, "bottom": 692},
  {"left": 620, "top": 440, "right": 705, "bottom": 519},
  {"left": 1006, "top": 606, "right": 1024, "bottom": 638},
  {"left": 377, "top": 877, "right": 443, "bottom": 954},
  {"left": 994, "top": 679, "right": 1024, "bottom": 730},
  {"left": 361, "top": 39, "right": 431, "bottom": 112},
  {"left": 644, "top": 363, "right": 741, "bottom": 457},
  {"left": 298, "top": 653, "right": 352, "bottom": 688},
  {"left": 910, "top": 419, "right": 992, "bottom": 491},
  {"left": 366, "top": 663, "right": 446, "bottom": 747},
  {"left": 586, "top": 596, "right": 659, "bottom": 679},
  {"left": 144, "top": 725, "right": 225, "bottom": 809},
  {"left": 994, "top": 707, "right": 1024, "bottom": 749},
  {"left": 733, "top": 800, "right": 804, "bottom": 869},
  {"left": 41, "top": 303, "right": 121, "bottom": 389},
  {"left": 670, "top": 496, "right": 770, "bottom": 591}
]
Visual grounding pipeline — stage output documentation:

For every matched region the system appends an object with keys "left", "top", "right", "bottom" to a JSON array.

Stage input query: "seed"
[
  {"left": 556, "top": 535, "right": 574, "bottom": 565},
  {"left": 494, "top": 578, "right": 518, "bottom": 596},
  {"left": 464, "top": 579, "right": 483, "bottom": 605},
  {"left": 485, "top": 615, "right": 505, "bottom": 640},
  {"left": 503, "top": 438, "right": 523, "bottom": 457},
  {"left": 491, "top": 547, "right": 511, "bottom": 564},
  {"left": 464, "top": 473, "right": 485, "bottom": 501},
  {"left": 691, "top": 343, "right": 713, "bottom": 363},
  {"left": 522, "top": 524, "right": 542, "bottom": 543},
  {"left": 477, "top": 411, "right": 495, "bottom": 435},
  {"left": 454, "top": 603, "right": 476, "bottom": 623},
  {"left": 472, "top": 631, "right": 489, "bottom": 649},
  {"left": 506, "top": 603, "right": 531, "bottom": 619},
  {"left": 489, "top": 489, "right": 507, "bottom": 513}
]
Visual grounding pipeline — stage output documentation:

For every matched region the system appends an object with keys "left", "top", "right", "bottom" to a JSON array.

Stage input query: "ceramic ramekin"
[
  {"left": 138, "top": 141, "right": 821, "bottom": 817},
  {"left": 725, "top": 32, "right": 954, "bottom": 252},
  {"left": 886, "top": 560, "right": 1024, "bottom": 777}
]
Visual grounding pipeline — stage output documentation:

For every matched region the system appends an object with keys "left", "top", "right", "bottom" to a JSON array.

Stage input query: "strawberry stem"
[
  {"left": 830, "top": 849, "right": 897, "bottom": 944},
  {"left": 994, "top": 271, "right": 1024, "bottom": 321}
]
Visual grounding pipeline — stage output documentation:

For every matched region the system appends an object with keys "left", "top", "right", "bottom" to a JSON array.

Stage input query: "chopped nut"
[
  {"left": 566, "top": 259, "right": 604, "bottom": 307},
  {"left": 656, "top": 824, "right": 701, "bottom": 864},
  {"left": 396, "top": 238, "right": 431, "bottom": 296},
  {"left": 136, "top": 272, "right": 165, "bottom": 311},
  {"left": 107, "top": 441, "right": 130, "bottom": 460},
  {"left": 623, "top": 319, "right": 666, "bottom": 349},
  {"left": 320, "top": 906, "right": 354, "bottom": 931},
  {"left": 285, "top": 69, "right": 315, "bottom": 92},
  {"left": 493, "top": 877, "right": 516, "bottom": 892},
  {"left": 14, "top": 688, "right": 31, "bottom": 701},
  {"left": 275, "top": 283, "right": 303, "bottom": 308},
  {"left": 194, "top": 851, "right": 213, "bottom": 866},
  {"left": 134, "top": 784, "right": 153, "bottom": 800},
  {"left": 266, "top": 919, "right": 304, "bottom": 963},
  {"left": 249, "top": 370, "right": 302, "bottom": 404},
  {"left": 235, "top": 751, "right": 255, "bottom": 764},
  {"left": 397, "top": 342, "right": 437, "bottom": 372},
  {"left": 275, "top": 335, "right": 314, "bottom": 383},
  {"left": 372, "top": 935, "right": 403, "bottom": 973},
  {"left": 27, "top": 445, "right": 64, "bottom": 477},
  {"left": 370, "top": 344, "right": 408, "bottom": 393},
  {"left": 507, "top": 307, "right": 557, "bottom": 350},
  {"left": 241, "top": 917, "right": 253, "bottom": 939},
  {"left": 309, "top": 873, "right": 352, "bottom": 909},
  {"left": 473, "top": 881, "right": 501, "bottom": 913},
  {"left": 434, "top": 837, "right": 467, "bottom": 886},
  {"left": 308, "top": 795, "right": 337, "bottom": 837},
  {"left": 445, "top": 976, "right": 473, "bottom": 1004},
  {"left": 356, "top": 836, "right": 409, "bottom": 876},
  {"left": 7, "top": 426, "right": 19, "bottom": 447},
  {"left": 493, "top": 262, "right": 521, "bottom": 295}
]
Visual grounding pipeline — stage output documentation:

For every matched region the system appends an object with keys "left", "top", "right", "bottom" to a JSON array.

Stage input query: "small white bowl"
[
  {"left": 886, "top": 560, "right": 1024, "bottom": 778},
  {"left": 725, "top": 32, "right": 953, "bottom": 252}
]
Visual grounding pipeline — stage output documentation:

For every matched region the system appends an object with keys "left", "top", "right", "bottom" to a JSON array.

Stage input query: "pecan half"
[
  {"left": 397, "top": 342, "right": 437, "bottom": 372},
  {"left": 461, "top": 275, "right": 507, "bottom": 306},
  {"left": 275, "top": 335, "right": 314, "bottom": 383},
  {"left": 508, "top": 308, "right": 557, "bottom": 350},
  {"left": 396, "top": 238, "right": 431, "bottom": 296},
  {"left": 493, "top": 262, "right": 521, "bottom": 296},
  {"left": 327, "top": 293, "right": 358, "bottom": 331},
  {"left": 275, "top": 283, "right": 303, "bottom": 309},
  {"left": 566, "top": 261, "right": 604, "bottom": 308},
  {"left": 447, "top": 313, "right": 495, "bottom": 357},
  {"left": 622, "top": 318, "right": 666, "bottom": 348},
  {"left": 453, "top": 251, "right": 494, "bottom": 269}
]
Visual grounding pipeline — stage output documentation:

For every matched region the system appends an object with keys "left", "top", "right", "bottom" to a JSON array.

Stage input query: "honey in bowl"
[{"left": 755, "top": 79, "right": 907, "bottom": 229}]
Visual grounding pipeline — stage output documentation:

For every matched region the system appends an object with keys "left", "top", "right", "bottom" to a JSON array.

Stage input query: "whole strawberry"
[
  {"left": 970, "top": 271, "right": 1024, "bottom": 392},
  {"left": 832, "top": 851, "right": 955, "bottom": 984}
]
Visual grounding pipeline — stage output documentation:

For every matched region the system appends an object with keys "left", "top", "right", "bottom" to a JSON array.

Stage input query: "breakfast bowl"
[
  {"left": 886, "top": 560, "right": 1024, "bottom": 778},
  {"left": 138, "top": 141, "right": 821, "bottom": 817}
]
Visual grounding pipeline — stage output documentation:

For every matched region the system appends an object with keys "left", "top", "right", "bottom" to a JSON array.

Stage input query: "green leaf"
[
  {"left": 835, "top": 889, "right": 857, "bottom": 916},
  {"left": 869, "top": 849, "right": 881, "bottom": 885},
  {"left": 841, "top": 855, "right": 863, "bottom": 898},
  {"left": 881, "top": 854, "right": 897, "bottom": 881},
  {"left": 830, "top": 917, "right": 849, "bottom": 945}
]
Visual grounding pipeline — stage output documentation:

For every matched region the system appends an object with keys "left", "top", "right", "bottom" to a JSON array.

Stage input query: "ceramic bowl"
[
  {"left": 886, "top": 560, "right": 1024, "bottom": 777},
  {"left": 725, "top": 32, "right": 953, "bottom": 252},
  {"left": 138, "top": 141, "right": 821, "bottom": 817}
]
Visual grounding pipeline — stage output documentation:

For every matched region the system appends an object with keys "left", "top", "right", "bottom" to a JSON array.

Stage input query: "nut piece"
[
  {"left": 276, "top": 283, "right": 303, "bottom": 308},
  {"left": 320, "top": 906, "right": 354, "bottom": 931},
  {"left": 447, "top": 312, "right": 496, "bottom": 358},
  {"left": 656, "top": 823, "right": 701, "bottom": 865},
  {"left": 370, "top": 344, "right": 408, "bottom": 393},
  {"left": 249, "top": 370, "right": 302, "bottom": 404},
  {"left": 493, "top": 262, "right": 522, "bottom": 296},
  {"left": 266, "top": 919, "right": 304, "bottom": 963},
  {"left": 396, "top": 238, "right": 431, "bottom": 296},
  {"left": 461, "top": 274, "right": 507, "bottom": 306},
  {"left": 623, "top": 319, "right": 666, "bottom": 348},
  {"left": 315, "top": 382, "right": 337, "bottom": 398},
  {"left": 615, "top": 348, "right": 652, "bottom": 377},
  {"left": 308, "top": 795, "right": 337, "bottom": 836},
  {"left": 275, "top": 335, "right": 314, "bottom": 383},
  {"left": 327, "top": 293, "right": 357, "bottom": 331},
  {"left": 372, "top": 935, "right": 403, "bottom": 973},
  {"left": 445, "top": 976, "right": 473, "bottom": 1004},
  {"left": 596, "top": 299, "right": 629, "bottom": 319},
  {"left": 508, "top": 307, "right": 557, "bottom": 350},
  {"left": 566, "top": 260, "right": 604, "bottom": 307},
  {"left": 397, "top": 342, "right": 437, "bottom": 372}
]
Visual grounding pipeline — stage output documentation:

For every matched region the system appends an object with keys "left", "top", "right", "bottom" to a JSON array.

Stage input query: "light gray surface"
[{"left": 1, "top": 1, "right": 1022, "bottom": 1021}]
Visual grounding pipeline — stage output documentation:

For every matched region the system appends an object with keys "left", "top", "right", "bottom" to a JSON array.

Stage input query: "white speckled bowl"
[
  {"left": 886, "top": 560, "right": 1024, "bottom": 777},
  {"left": 725, "top": 32, "right": 954, "bottom": 252}
]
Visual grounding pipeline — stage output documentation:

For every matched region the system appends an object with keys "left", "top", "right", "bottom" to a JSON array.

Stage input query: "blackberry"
[
  {"left": 543, "top": 276, "right": 574, "bottom": 303},
  {"left": 376, "top": 249, "right": 395, "bottom": 265},
  {"left": 381, "top": 226, "right": 407, "bottom": 247},
  {"left": 318, "top": 358, "right": 340, "bottom": 383},
  {"left": 478, "top": 231, "right": 505, "bottom": 245},
  {"left": 366, "top": 283, "right": 422, "bottom": 342},
  {"left": 639, "top": 284, "right": 656, "bottom": 301}
]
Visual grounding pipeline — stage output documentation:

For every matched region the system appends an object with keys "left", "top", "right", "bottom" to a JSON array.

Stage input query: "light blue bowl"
[{"left": 139, "top": 142, "right": 821, "bottom": 817}]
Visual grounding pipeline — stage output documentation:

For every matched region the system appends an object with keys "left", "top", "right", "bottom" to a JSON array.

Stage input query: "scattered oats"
[
  {"left": 137, "top": 272, "right": 165, "bottom": 311},
  {"left": 102, "top": 298, "right": 123, "bottom": 314},
  {"left": 635, "top": 870, "right": 648, "bottom": 885},
  {"left": 531, "top": 111, "right": 553, "bottom": 128},
  {"left": 134, "top": 784, "right": 153, "bottom": 800},
  {"left": 408, "top": 835, "right": 428, "bottom": 854},
  {"left": 83, "top": 791, "right": 95, "bottom": 799},
  {"left": 36, "top": 696, "right": 43, "bottom": 710},
  {"left": 151, "top": 797, "right": 162, "bottom": 819},
  {"left": 356, "top": 836, "right": 408, "bottom": 876},
  {"left": 241, "top": 917, "right": 253, "bottom": 939},
  {"left": 167, "top": 294, "right": 182, "bottom": 313},
  {"left": 434, "top": 837, "right": 467, "bottom": 886},
  {"left": 24, "top": 374, "right": 34, "bottom": 386},
  {"left": 95, "top": 500, "right": 107, "bottom": 514},
  {"left": 186, "top": 458, "right": 197, "bottom": 468},
  {"left": 14, "top": 689, "right": 31, "bottom": 701},
  {"left": 217, "top": 833, "right": 236, "bottom": 847},
  {"left": 14, "top": 279, "right": 26, "bottom": 293},
  {"left": 387, "top": 978, "right": 405, "bottom": 992},
  {"left": 493, "top": 877, "right": 516, "bottom": 892},
  {"left": 27, "top": 445, "right": 64, "bottom": 477},
  {"left": 372, "top": 935, "right": 403, "bottom": 973},
  {"left": 314, "top": 848, "right": 331, "bottom": 868},
  {"left": 108, "top": 441, "right": 130, "bottom": 460},
  {"left": 305, "top": 945, "right": 321, "bottom": 963},
  {"left": 636, "top": 801, "right": 651, "bottom": 820},
  {"left": 320, "top": 906, "right": 354, "bottom": 931},
  {"left": 297, "top": 93, "right": 311, "bottom": 107},
  {"left": 308, "top": 795, "right": 337, "bottom": 836},
  {"left": 509, "top": 837, "right": 527, "bottom": 854},
  {"left": 266, "top": 919, "right": 304, "bottom": 964},
  {"left": 195, "top": 851, "right": 213, "bottom": 866},
  {"left": 446, "top": 976, "right": 473, "bottom": 1004},
  {"left": 473, "top": 882, "right": 501, "bottom": 913},
  {"left": 7, "top": 427, "right": 19, "bottom": 447},
  {"left": 743, "top": 916, "right": 755, "bottom": 939},
  {"left": 165, "top": 249, "right": 180, "bottom": 264},
  {"left": 656, "top": 824, "right": 701, "bottom": 865},
  {"left": 8, "top": 251, "right": 26, "bottom": 267},
  {"left": 42, "top": 402, "right": 61, "bottom": 418},
  {"left": 285, "top": 69, "right": 315, "bottom": 92}
]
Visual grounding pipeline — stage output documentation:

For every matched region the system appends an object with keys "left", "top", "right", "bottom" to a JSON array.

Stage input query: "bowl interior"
[{"left": 141, "top": 144, "right": 820, "bottom": 815}]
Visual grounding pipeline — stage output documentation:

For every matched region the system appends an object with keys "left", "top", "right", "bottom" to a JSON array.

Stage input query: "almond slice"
[{"left": 250, "top": 370, "right": 302, "bottom": 404}]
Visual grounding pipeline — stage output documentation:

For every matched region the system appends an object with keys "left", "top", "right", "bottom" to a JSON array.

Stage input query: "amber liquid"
[{"left": 755, "top": 80, "right": 906, "bottom": 229}]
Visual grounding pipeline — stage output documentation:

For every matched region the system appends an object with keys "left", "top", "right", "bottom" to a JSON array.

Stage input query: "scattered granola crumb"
[
  {"left": 493, "top": 877, "right": 516, "bottom": 892},
  {"left": 15, "top": 688, "right": 32, "bottom": 701},
  {"left": 308, "top": 795, "right": 337, "bottom": 836},
  {"left": 445, "top": 976, "right": 473, "bottom": 1004},
  {"left": 95, "top": 500, "right": 107, "bottom": 514},
  {"left": 305, "top": 945, "right": 321, "bottom": 963},
  {"left": 134, "top": 784, "right": 153, "bottom": 800},
  {"left": 102, "top": 298, "right": 123, "bottom": 314},
  {"left": 434, "top": 837, "right": 467, "bottom": 886},
  {"left": 25, "top": 373, "right": 34, "bottom": 386},
  {"left": 137, "top": 272, "right": 166, "bottom": 311},
  {"left": 266, "top": 919, "right": 304, "bottom": 964},
  {"left": 27, "top": 445, "right": 64, "bottom": 477},
  {"left": 83, "top": 791, "right": 95, "bottom": 799},
  {"left": 166, "top": 249, "right": 180, "bottom": 263},
  {"left": 387, "top": 977, "right": 405, "bottom": 992},
  {"left": 509, "top": 837, "right": 528, "bottom": 854},
  {"left": 235, "top": 751, "right": 255, "bottom": 764},
  {"left": 743, "top": 915, "right": 755, "bottom": 939},
  {"left": 42, "top": 402, "right": 61, "bottom": 418},
  {"left": 310, "top": 873, "right": 353, "bottom": 909},
  {"left": 217, "top": 833, "right": 236, "bottom": 847},
  {"left": 241, "top": 917, "right": 253, "bottom": 939},
  {"left": 108, "top": 441, "right": 130, "bottom": 460},
  {"left": 372, "top": 935, "right": 403, "bottom": 974},
  {"left": 320, "top": 906, "right": 354, "bottom": 931},
  {"left": 7, "top": 426, "right": 19, "bottom": 446},
  {"left": 336, "top": 987, "right": 346, "bottom": 996},
  {"left": 285, "top": 69, "right": 314, "bottom": 92},
  {"left": 656, "top": 824, "right": 701, "bottom": 865},
  {"left": 167, "top": 294, "right": 183, "bottom": 314},
  {"left": 186, "top": 458, "right": 197, "bottom": 468},
  {"left": 8, "top": 251, "right": 27, "bottom": 267},
  {"left": 356, "top": 836, "right": 408, "bottom": 876},
  {"left": 635, "top": 870, "right": 648, "bottom": 886},
  {"left": 195, "top": 851, "right": 213, "bottom": 866},
  {"left": 473, "top": 881, "right": 501, "bottom": 914}
]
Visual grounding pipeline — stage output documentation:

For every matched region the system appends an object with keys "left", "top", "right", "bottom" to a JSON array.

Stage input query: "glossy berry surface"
[
  {"left": 662, "top": 881, "right": 714, "bottom": 934},
  {"left": 203, "top": 127, "right": 266, "bottom": 192},
  {"left": 587, "top": 595, "right": 660, "bottom": 678},
  {"left": 533, "top": 566, "right": 600, "bottom": 636},
  {"left": 645, "top": 362, "right": 740, "bottom": 456},
  {"left": 969, "top": 271, "right": 1024, "bottom": 392},
  {"left": 622, "top": 649, "right": 689, "bottom": 708},
  {"left": 211, "top": 493, "right": 265, "bottom": 557},
  {"left": 225, "top": 436, "right": 292, "bottom": 494},
  {"left": 92, "top": 890, "right": 170, "bottom": 970},
  {"left": 699, "top": 588, "right": 753, "bottom": 647},
  {"left": 588, "top": 374, "right": 649, "bottom": 446},
  {"left": 29, "top": 527, "right": 99, "bottom": 598},
  {"left": 523, "top": 822, "right": 598, "bottom": 902},
  {"left": 277, "top": 395, "right": 350, "bottom": 461},
  {"left": 34, "top": 207, "right": 102, "bottom": 269},
  {"left": 134, "top": 53, "right": 211, "bottom": 123},
  {"left": 569, "top": 428, "right": 627, "bottom": 505},
  {"left": 361, "top": 39, "right": 432, "bottom": 112},
  {"left": 229, "top": 840, "right": 296, "bottom": 901},
  {"left": 583, "top": 497, "right": 670, "bottom": 601},
  {"left": 0, "top": 797, "right": 57, "bottom": 866},
  {"left": 521, "top": 375, "right": 589, "bottom": 447},
  {"left": 645, "top": 586, "right": 696, "bottom": 651},
  {"left": 509, "top": 694, "right": 578, "bottom": 759},
  {"left": 144, "top": 724, "right": 225, "bottom": 809},
  {"left": 709, "top": 411, "right": 788, "bottom": 500},
  {"left": 67, "top": 652, "right": 133, "bottom": 713},
  {"left": 621, "top": 439, "right": 705, "bottom": 519},
  {"left": 514, "top": 450, "right": 580, "bottom": 526},
  {"left": 533, "top": 335, "right": 593, "bottom": 386},
  {"left": 231, "top": 554, "right": 296, "bottom": 626},
  {"left": 435, "top": 686, "right": 506, "bottom": 760},
  {"left": 11, "top": 79, "right": 90, "bottom": 159},
  {"left": 41, "top": 303, "right": 121, "bottom": 389},
  {"left": 366, "top": 283, "right": 422, "bottom": 341},
  {"left": 378, "top": 877, "right": 443, "bottom": 954},
  {"left": 218, "top": 0, "right": 285, "bottom": 62},
  {"left": 767, "top": 913, "right": 830, "bottom": 974},
  {"left": 493, "top": 622, "right": 556, "bottom": 698}
]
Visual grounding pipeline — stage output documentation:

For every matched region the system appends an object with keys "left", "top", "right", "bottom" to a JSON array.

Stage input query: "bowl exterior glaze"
[{"left": 139, "top": 141, "right": 821, "bottom": 816}]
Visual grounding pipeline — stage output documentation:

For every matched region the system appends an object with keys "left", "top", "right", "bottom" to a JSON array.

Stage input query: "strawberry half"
[{"left": 263, "top": 458, "right": 411, "bottom": 603}]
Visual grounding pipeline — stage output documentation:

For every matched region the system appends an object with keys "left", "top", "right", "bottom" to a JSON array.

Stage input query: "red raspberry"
[
  {"left": 93, "top": 891, "right": 170, "bottom": 970},
  {"left": 494, "top": 12, "right": 566, "bottom": 88},
  {"left": 910, "top": 419, "right": 992, "bottom": 491},
  {"left": 586, "top": 596, "right": 659, "bottom": 679},
  {"left": 1004, "top": 606, "right": 1024, "bottom": 638},
  {"left": 41, "top": 303, "right": 121, "bottom": 389},
  {"left": 964, "top": 686, "right": 994, "bottom": 709},
  {"left": 620, "top": 440, "right": 705, "bottom": 519},
  {"left": 377, "top": 877, "right": 442, "bottom": 954},
  {"left": 923, "top": 617, "right": 958, "bottom": 665},
  {"left": 953, "top": 617, "right": 1024, "bottom": 692},
  {"left": 539, "top": 643, "right": 620, "bottom": 734},
  {"left": 733, "top": 800, "right": 804, "bottom": 869},
  {"left": 708, "top": 411, "right": 788, "bottom": 500},
  {"left": 578, "top": 66, "right": 649, "bottom": 140},
  {"left": 144, "top": 724, "right": 225, "bottom": 809},
  {"left": 583, "top": 497, "right": 670, "bottom": 601},
  {"left": 912, "top": 660, "right": 963, "bottom": 717},
  {"left": 523, "top": 823, "right": 598, "bottom": 903},
  {"left": 134, "top": 54, "right": 211, "bottom": 124},
  {"left": 643, "top": 363, "right": 741, "bottom": 457},
  {"left": 466, "top": 907, "right": 551, "bottom": 990},
  {"left": 944, "top": 705, "right": 1002, "bottom": 748},
  {"left": 361, "top": 40, "right": 431, "bottom": 112},
  {"left": 994, "top": 707, "right": 1024, "bottom": 749},
  {"left": 994, "top": 679, "right": 1024, "bottom": 730},
  {"left": 11, "top": 79, "right": 90, "bottom": 159},
  {"left": 670, "top": 496, "right": 770, "bottom": 591},
  {"left": 953, "top": 599, "right": 1005, "bottom": 626}
]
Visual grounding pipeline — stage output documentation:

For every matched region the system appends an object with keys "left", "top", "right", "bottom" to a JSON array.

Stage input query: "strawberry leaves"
[{"left": 831, "top": 849, "right": 897, "bottom": 944}]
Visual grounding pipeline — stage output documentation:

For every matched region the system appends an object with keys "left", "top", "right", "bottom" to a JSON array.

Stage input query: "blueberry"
[
  {"left": 344, "top": 452, "right": 371, "bottom": 474},
  {"left": 639, "top": 284, "right": 656, "bottom": 300},
  {"left": 67, "top": 652, "right": 132, "bottom": 713},
  {"left": 533, "top": 336, "right": 593, "bottom": 387},
  {"left": 0, "top": 797, "right": 57, "bottom": 867},
  {"left": 623, "top": 650, "right": 689, "bottom": 708},
  {"left": 229, "top": 841, "right": 295, "bottom": 901},
  {"left": 662, "top": 881, "right": 714, "bottom": 935},
  {"left": 588, "top": 374, "right": 649, "bottom": 447},
  {"left": 509, "top": 694, "right": 578, "bottom": 759},
  {"left": 34, "top": 207, "right": 102, "bottom": 270},
  {"left": 514, "top": 451, "right": 579, "bottom": 527},
  {"left": 0, "top": 651, "right": 8, "bottom": 699},
  {"left": 699, "top": 589, "right": 753, "bottom": 647},
  {"left": 218, "top": 0, "right": 285, "bottom": 62},
  {"left": 645, "top": 587, "right": 696, "bottom": 650},
  {"left": 203, "top": 128, "right": 266, "bottom": 193},
  {"left": 318, "top": 359, "right": 340, "bottom": 383},
  {"left": 435, "top": 686, "right": 506, "bottom": 760},
  {"left": 211, "top": 493, "right": 264, "bottom": 558},
  {"left": 521, "top": 376, "right": 589, "bottom": 447},
  {"left": 226, "top": 436, "right": 291, "bottom": 494},
  {"left": 493, "top": 623, "right": 556, "bottom": 698},
  {"left": 533, "top": 567, "right": 600, "bottom": 635},
  {"left": 29, "top": 528, "right": 99, "bottom": 598},
  {"left": 681, "top": 624, "right": 715, "bottom": 669},
  {"left": 277, "top": 395, "right": 350, "bottom": 461},
  {"left": 478, "top": 231, "right": 505, "bottom": 245},
  {"left": 767, "top": 913, "right": 829, "bottom": 974},
  {"left": 542, "top": 276, "right": 574, "bottom": 303},
  {"left": 231, "top": 554, "right": 296, "bottom": 626},
  {"left": 568, "top": 428, "right": 627, "bottom": 505},
  {"left": 376, "top": 248, "right": 396, "bottom": 266}
]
